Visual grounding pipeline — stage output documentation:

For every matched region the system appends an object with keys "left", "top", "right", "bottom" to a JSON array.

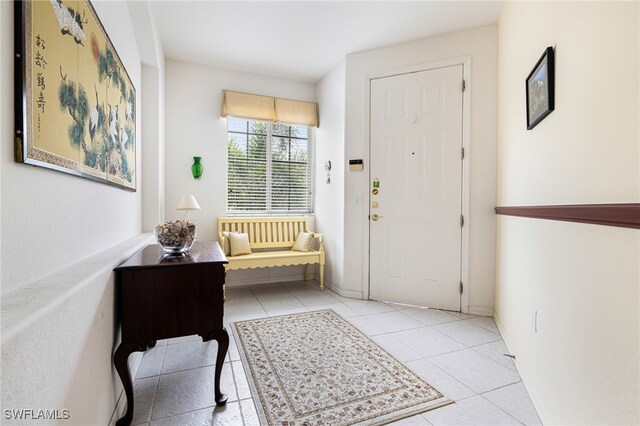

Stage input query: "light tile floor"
[{"left": 130, "top": 281, "right": 541, "bottom": 425}]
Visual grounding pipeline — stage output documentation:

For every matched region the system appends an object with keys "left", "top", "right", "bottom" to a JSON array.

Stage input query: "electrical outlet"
[{"left": 530, "top": 309, "right": 538, "bottom": 333}]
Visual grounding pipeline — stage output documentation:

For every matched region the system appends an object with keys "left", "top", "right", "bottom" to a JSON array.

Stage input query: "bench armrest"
[{"left": 312, "top": 233, "right": 324, "bottom": 251}]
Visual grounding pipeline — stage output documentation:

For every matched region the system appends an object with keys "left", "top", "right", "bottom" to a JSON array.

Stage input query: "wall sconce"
[{"left": 191, "top": 156, "right": 203, "bottom": 179}]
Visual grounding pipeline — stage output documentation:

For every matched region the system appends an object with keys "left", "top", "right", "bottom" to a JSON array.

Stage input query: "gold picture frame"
[{"left": 15, "top": 0, "right": 137, "bottom": 190}]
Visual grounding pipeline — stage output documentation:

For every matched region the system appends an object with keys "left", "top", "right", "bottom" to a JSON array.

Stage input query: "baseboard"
[
  {"left": 469, "top": 306, "right": 494, "bottom": 317},
  {"left": 493, "top": 310, "right": 549, "bottom": 425},
  {"left": 323, "top": 281, "right": 363, "bottom": 299},
  {"left": 226, "top": 274, "right": 305, "bottom": 287}
]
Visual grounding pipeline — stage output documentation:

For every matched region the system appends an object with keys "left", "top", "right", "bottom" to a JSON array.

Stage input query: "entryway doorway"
[{"left": 369, "top": 64, "right": 465, "bottom": 311}]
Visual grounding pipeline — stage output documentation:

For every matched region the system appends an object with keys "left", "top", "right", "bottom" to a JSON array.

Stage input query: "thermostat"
[{"left": 349, "top": 159, "right": 364, "bottom": 171}]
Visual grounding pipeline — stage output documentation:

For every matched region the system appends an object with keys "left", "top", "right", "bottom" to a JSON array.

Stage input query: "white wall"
[
  {"left": 164, "top": 60, "right": 317, "bottom": 286},
  {"left": 128, "top": 0, "right": 166, "bottom": 232},
  {"left": 342, "top": 25, "right": 498, "bottom": 313},
  {"left": 495, "top": 2, "right": 639, "bottom": 424},
  {"left": 314, "top": 60, "right": 346, "bottom": 292},
  {"left": 1, "top": 235, "right": 153, "bottom": 425},
  {"left": 0, "top": 1, "right": 149, "bottom": 423},
  {"left": 141, "top": 64, "right": 165, "bottom": 231},
  {"left": 1, "top": 2, "right": 142, "bottom": 295}
]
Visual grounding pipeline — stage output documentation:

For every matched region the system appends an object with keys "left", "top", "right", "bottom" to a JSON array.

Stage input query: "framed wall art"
[
  {"left": 15, "top": 0, "right": 137, "bottom": 190},
  {"left": 526, "top": 46, "right": 555, "bottom": 130}
]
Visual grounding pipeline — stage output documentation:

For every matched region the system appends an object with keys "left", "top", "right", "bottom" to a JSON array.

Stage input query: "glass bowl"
[{"left": 155, "top": 220, "right": 197, "bottom": 254}]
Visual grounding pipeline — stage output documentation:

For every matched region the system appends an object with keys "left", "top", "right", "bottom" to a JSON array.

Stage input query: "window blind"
[
  {"left": 220, "top": 90, "right": 318, "bottom": 127},
  {"left": 227, "top": 117, "right": 313, "bottom": 214}
]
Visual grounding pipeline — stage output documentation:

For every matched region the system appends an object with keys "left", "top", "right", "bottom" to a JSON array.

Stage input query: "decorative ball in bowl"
[{"left": 155, "top": 220, "right": 197, "bottom": 254}]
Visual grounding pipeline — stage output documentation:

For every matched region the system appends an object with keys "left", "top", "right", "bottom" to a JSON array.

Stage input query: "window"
[{"left": 227, "top": 117, "right": 313, "bottom": 214}]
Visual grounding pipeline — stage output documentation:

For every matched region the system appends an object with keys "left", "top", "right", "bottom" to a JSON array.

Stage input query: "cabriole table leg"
[
  {"left": 207, "top": 328, "right": 229, "bottom": 406},
  {"left": 114, "top": 342, "right": 145, "bottom": 426}
]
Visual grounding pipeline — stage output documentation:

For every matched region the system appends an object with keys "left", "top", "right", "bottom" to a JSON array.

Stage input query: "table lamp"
[{"left": 176, "top": 194, "right": 201, "bottom": 219}]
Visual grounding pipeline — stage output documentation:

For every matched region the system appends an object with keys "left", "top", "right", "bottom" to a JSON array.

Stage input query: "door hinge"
[
  {"left": 461, "top": 147, "right": 465, "bottom": 160},
  {"left": 459, "top": 282, "right": 464, "bottom": 294},
  {"left": 460, "top": 215, "right": 464, "bottom": 227},
  {"left": 462, "top": 80, "right": 466, "bottom": 92}
]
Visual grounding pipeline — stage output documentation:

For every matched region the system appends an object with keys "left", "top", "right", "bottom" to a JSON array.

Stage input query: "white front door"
[{"left": 369, "top": 65, "right": 464, "bottom": 311}]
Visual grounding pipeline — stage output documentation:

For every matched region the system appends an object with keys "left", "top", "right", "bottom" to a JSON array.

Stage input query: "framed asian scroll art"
[{"left": 15, "top": 0, "right": 137, "bottom": 191}]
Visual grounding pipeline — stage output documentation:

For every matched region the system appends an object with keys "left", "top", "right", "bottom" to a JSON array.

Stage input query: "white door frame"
[{"left": 363, "top": 56, "right": 471, "bottom": 313}]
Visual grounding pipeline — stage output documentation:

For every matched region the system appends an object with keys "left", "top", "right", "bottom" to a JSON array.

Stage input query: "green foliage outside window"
[{"left": 227, "top": 119, "right": 311, "bottom": 213}]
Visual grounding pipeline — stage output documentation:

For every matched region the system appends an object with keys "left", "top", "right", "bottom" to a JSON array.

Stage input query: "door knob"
[{"left": 371, "top": 214, "right": 383, "bottom": 221}]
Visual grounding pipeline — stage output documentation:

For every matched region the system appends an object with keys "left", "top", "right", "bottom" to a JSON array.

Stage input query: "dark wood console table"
[{"left": 113, "top": 241, "right": 228, "bottom": 426}]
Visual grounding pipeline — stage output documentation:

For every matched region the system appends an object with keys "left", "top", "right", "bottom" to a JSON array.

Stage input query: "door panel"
[
  {"left": 385, "top": 136, "right": 407, "bottom": 198},
  {"left": 369, "top": 65, "right": 463, "bottom": 311}
]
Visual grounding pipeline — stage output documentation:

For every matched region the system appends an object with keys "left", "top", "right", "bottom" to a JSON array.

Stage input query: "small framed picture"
[{"left": 526, "top": 46, "right": 555, "bottom": 130}]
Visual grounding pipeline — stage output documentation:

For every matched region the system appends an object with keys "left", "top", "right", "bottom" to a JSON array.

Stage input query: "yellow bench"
[{"left": 217, "top": 216, "right": 325, "bottom": 290}]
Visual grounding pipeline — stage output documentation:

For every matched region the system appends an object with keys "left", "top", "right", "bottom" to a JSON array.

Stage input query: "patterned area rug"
[{"left": 232, "top": 309, "right": 452, "bottom": 425}]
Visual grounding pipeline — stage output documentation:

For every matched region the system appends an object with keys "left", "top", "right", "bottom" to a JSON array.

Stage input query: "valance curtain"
[{"left": 220, "top": 90, "right": 319, "bottom": 127}]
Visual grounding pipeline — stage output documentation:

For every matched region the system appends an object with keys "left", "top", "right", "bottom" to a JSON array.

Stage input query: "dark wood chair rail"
[{"left": 495, "top": 203, "right": 640, "bottom": 229}]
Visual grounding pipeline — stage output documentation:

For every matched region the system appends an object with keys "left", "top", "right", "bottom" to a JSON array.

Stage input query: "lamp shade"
[{"left": 176, "top": 195, "right": 201, "bottom": 211}]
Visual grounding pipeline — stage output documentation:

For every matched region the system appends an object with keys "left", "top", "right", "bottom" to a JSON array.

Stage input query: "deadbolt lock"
[{"left": 371, "top": 214, "right": 383, "bottom": 221}]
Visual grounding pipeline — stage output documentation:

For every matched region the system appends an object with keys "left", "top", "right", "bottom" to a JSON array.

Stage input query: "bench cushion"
[
  {"left": 229, "top": 232, "right": 252, "bottom": 256},
  {"left": 292, "top": 231, "right": 314, "bottom": 252}
]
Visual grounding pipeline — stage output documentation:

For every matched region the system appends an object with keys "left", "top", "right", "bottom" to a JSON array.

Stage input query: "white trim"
[
  {"left": 468, "top": 306, "right": 494, "bottom": 317},
  {"left": 366, "top": 56, "right": 473, "bottom": 81},
  {"left": 308, "top": 126, "right": 316, "bottom": 214},
  {"left": 226, "top": 273, "right": 306, "bottom": 287},
  {"left": 460, "top": 57, "right": 471, "bottom": 314},
  {"left": 323, "top": 281, "right": 364, "bottom": 299},
  {"left": 363, "top": 56, "right": 472, "bottom": 314}
]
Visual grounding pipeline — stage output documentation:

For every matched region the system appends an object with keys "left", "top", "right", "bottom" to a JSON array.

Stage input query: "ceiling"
[{"left": 150, "top": 1, "right": 502, "bottom": 83}]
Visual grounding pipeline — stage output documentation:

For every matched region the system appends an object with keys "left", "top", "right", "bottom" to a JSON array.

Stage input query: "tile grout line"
[
  {"left": 148, "top": 363, "right": 245, "bottom": 424},
  {"left": 148, "top": 404, "right": 216, "bottom": 423},
  {"left": 424, "top": 330, "right": 521, "bottom": 384},
  {"left": 467, "top": 344, "right": 519, "bottom": 373},
  {"left": 229, "top": 361, "right": 247, "bottom": 426},
  {"left": 461, "top": 317, "right": 501, "bottom": 334},
  {"left": 426, "top": 323, "right": 501, "bottom": 348},
  {"left": 478, "top": 380, "right": 523, "bottom": 395},
  {"left": 476, "top": 393, "right": 527, "bottom": 426},
  {"left": 406, "top": 355, "right": 478, "bottom": 401},
  {"left": 248, "top": 287, "right": 269, "bottom": 318},
  {"left": 152, "top": 359, "right": 231, "bottom": 378},
  {"left": 149, "top": 343, "right": 178, "bottom": 423},
  {"left": 146, "top": 375, "right": 161, "bottom": 424},
  {"left": 460, "top": 340, "right": 521, "bottom": 371}
]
